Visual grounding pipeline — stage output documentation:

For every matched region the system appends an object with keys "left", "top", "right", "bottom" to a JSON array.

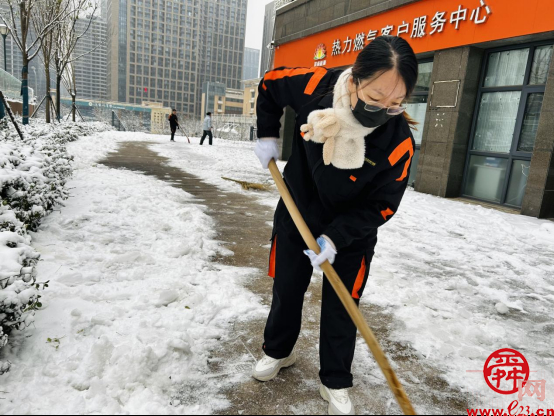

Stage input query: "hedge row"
[{"left": 0, "top": 119, "right": 112, "bottom": 373}]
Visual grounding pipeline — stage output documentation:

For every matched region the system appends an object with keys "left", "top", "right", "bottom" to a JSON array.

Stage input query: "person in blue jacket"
[{"left": 252, "top": 36, "right": 419, "bottom": 416}]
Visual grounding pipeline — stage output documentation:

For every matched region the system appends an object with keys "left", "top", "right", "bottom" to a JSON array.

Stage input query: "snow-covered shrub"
[{"left": 0, "top": 120, "right": 112, "bottom": 371}]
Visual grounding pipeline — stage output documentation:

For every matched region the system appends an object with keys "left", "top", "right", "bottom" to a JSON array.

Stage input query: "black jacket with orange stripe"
[{"left": 257, "top": 66, "right": 415, "bottom": 251}]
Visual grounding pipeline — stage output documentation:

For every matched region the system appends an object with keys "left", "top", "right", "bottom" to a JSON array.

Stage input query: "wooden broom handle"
[{"left": 268, "top": 159, "right": 416, "bottom": 416}]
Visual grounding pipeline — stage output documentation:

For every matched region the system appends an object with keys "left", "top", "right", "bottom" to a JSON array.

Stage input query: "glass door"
[
  {"left": 463, "top": 43, "right": 553, "bottom": 208},
  {"left": 406, "top": 60, "right": 434, "bottom": 186}
]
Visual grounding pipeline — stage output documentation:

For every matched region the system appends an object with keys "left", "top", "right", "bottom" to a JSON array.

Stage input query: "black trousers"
[
  {"left": 263, "top": 201, "right": 375, "bottom": 389},
  {"left": 171, "top": 128, "right": 177, "bottom": 141},
  {"left": 200, "top": 130, "right": 213, "bottom": 145}
]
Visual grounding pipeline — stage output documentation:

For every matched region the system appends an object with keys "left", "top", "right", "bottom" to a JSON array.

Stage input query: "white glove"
[
  {"left": 304, "top": 235, "right": 337, "bottom": 272},
  {"left": 254, "top": 138, "right": 280, "bottom": 169}
]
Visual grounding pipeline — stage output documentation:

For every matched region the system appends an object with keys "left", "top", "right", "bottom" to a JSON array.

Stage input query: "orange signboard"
[{"left": 274, "top": 0, "right": 554, "bottom": 69}]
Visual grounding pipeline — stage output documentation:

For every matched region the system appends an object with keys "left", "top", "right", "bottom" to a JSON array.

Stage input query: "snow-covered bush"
[{"left": 0, "top": 119, "right": 112, "bottom": 373}]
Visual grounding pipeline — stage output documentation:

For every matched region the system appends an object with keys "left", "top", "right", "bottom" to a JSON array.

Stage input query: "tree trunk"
[
  {"left": 72, "top": 71, "right": 77, "bottom": 122},
  {"left": 21, "top": 58, "right": 29, "bottom": 125},
  {"left": 45, "top": 67, "right": 51, "bottom": 123},
  {"left": 72, "top": 94, "right": 76, "bottom": 122},
  {"left": 20, "top": 3, "right": 29, "bottom": 125},
  {"left": 56, "top": 75, "right": 62, "bottom": 122}
]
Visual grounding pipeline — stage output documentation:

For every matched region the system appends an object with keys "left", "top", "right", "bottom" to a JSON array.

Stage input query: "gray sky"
[{"left": 245, "top": 0, "right": 274, "bottom": 50}]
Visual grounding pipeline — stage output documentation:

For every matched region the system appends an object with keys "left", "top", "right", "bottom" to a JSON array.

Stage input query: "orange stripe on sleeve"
[
  {"left": 304, "top": 68, "right": 327, "bottom": 95},
  {"left": 381, "top": 208, "right": 395, "bottom": 221},
  {"left": 268, "top": 236, "right": 277, "bottom": 278},
  {"left": 352, "top": 257, "right": 367, "bottom": 300},
  {"left": 388, "top": 138, "right": 414, "bottom": 182},
  {"left": 262, "top": 67, "right": 327, "bottom": 96}
]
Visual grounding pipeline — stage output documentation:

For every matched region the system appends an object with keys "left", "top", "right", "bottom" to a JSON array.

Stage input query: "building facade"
[
  {"left": 243, "top": 78, "right": 260, "bottom": 116},
  {"left": 242, "top": 47, "right": 260, "bottom": 81},
  {"left": 201, "top": 81, "right": 244, "bottom": 116},
  {"left": 72, "top": 16, "right": 108, "bottom": 101},
  {"left": 107, "top": 0, "right": 247, "bottom": 118},
  {"left": 259, "top": 1, "right": 276, "bottom": 77},
  {"left": 273, "top": 0, "right": 554, "bottom": 219},
  {"left": 201, "top": 81, "right": 225, "bottom": 115},
  {"left": 222, "top": 88, "right": 244, "bottom": 115}
]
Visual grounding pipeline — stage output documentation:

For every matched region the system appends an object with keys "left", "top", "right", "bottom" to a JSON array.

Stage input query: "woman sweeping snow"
[{"left": 252, "top": 36, "right": 419, "bottom": 416}]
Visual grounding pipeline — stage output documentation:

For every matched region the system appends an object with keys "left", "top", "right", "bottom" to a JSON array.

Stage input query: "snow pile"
[
  {"left": 0, "top": 120, "right": 112, "bottom": 372},
  {"left": 0, "top": 133, "right": 265, "bottom": 414}
]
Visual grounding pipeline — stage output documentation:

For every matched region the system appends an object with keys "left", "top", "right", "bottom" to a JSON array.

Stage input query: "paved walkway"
[{"left": 101, "top": 142, "right": 468, "bottom": 415}]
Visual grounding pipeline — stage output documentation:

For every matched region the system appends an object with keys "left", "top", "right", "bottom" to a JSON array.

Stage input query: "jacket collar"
[{"left": 318, "top": 79, "right": 400, "bottom": 152}]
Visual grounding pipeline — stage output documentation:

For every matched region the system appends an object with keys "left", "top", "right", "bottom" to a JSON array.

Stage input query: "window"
[
  {"left": 530, "top": 45, "right": 553, "bottom": 85},
  {"left": 472, "top": 91, "right": 521, "bottom": 153},
  {"left": 405, "top": 60, "right": 434, "bottom": 186},
  {"left": 463, "top": 42, "right": 553, "bottom": 207}
]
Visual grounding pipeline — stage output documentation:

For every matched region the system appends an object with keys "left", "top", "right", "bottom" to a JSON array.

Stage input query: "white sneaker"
[
  {"left": 320, "top": 385, "right": 355, "bottom": 415},
  {"left": 252, "top": 350, "right": 296, "bottom": 382}
]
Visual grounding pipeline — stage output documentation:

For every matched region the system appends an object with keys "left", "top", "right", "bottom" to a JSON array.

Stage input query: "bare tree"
[
  {"left": 52, "top": 0, "right": 98, "bottom": 121},
  {"left": 212, "top": 114, "right": 257, "bottom": 141},
  {"left": 121, "top": 110, "right": 147, "bottom": 132},
  {"left": 92, "top": 105, "right": 111, "bottom": 124},
  {"left": 180, "top": 116, "right": 203, "bottom": 138},
  {"left": 0, "top": 0, "right": 70, "bottom": 125},
  {"left": 61, "top": 61, "right": 77, "bottom": 121},
  {"left": 63, "top": 33, "right": 101, "bottom": 122},
  {"left": 31, "top": 0, "right": 58, "bottom": 123}
]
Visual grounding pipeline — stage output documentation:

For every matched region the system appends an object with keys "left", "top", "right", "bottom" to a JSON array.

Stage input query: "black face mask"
[{"left": 351, "top": 94, "right": 396, "bottom": 128}]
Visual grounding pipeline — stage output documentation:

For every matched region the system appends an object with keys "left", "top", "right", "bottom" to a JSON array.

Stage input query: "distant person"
[
  {"left": 200, "top": 112, "right": 213, "bottom": 146},
  {"left": 168, "top": 109, "right": 179, "bottom": 142}
]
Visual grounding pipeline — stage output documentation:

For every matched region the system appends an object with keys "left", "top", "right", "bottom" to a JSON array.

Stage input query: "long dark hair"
[{"left": 352, "top": 36, "right": 419, "bottom": 127}]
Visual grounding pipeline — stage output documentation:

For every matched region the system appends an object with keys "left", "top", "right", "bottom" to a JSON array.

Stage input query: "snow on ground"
[
  {"left": 363, "top": 190, "right": 554, "bottom": 407},
  {"left": 3, "top": 130, "right": 553, "bottom": 413},
  {"left": 0, "top": 132, "right": 266, "bottom": 414}
]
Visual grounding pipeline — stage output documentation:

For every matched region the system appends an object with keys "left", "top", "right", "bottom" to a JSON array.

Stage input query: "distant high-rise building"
[
  {"left": 101, "top": 0, "right": 108, "bottom": 18},
  {"left": 259, "top": 1, "right": 276, "bottom": 77},
  {"left": 107, "top": 0, "right": 247, "bottom": 118},
  {"left": 242, "top": 48, "right": 260, "bottom": 81},
  {"left": 72, "top": 16, "right": 108, "bottom": 101},
  {"left": 201, "top": 81, "right": 225, "bottom": 115}
]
